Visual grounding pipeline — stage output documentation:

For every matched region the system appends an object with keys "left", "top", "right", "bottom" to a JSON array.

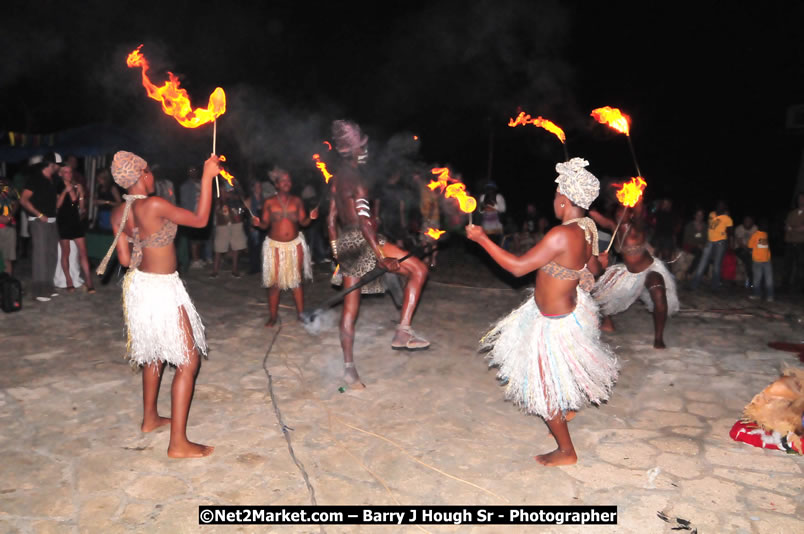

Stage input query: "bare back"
[
  {"left": 112, "top": 198, "right": 178, "bottom": 274},
  {"left": 533, "top": 224, "right": 594, "bottom": 315}
]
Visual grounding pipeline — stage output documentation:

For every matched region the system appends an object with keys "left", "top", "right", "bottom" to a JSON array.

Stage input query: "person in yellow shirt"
[
  {"left": 748, "top": 219, "right": 773, "bottom": 301},
  {"left": 691, "top": 201, "right": 733, "bottom": 289}
]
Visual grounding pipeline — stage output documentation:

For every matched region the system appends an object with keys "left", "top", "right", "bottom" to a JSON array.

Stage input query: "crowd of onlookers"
[{"left": 2, "top": 152, "right": 804, "bottom": 305}]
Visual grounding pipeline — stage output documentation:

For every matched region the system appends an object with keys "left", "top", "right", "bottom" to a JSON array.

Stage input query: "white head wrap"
[{"left": 555, "top": 157, "right": 599, "bottom": 210}]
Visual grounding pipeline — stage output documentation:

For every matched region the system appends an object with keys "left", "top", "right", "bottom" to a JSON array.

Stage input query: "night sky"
[{"left": 3, "top": 1, "right": 803, "bottom": 222}]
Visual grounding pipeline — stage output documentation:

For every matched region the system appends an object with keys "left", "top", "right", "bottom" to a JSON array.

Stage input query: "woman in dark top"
[
  {"left": 94, "top": 168, "right": 122, "bottom": 231},
  {"left": 56, "top": 165, "right": 94, "bottom": 292}
]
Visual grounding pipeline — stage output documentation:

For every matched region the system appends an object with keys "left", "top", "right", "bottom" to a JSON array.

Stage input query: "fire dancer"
[
  {"left": 468, "top": 158, "right": 617, "bottom": 466},
  {"left": 327, "top": 120, "right": 430, "bottom": 388},
  {"left": 589, "top": 199, "right": 680, "bottom": 349},
  {"left": 99, "top": 151, "right": 221, "bottom": 458},
  {"left": 252, "top": 168, "right": 318, "bottom": 326}
]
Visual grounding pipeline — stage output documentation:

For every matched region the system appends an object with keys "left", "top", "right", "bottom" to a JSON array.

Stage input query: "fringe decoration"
[
  {"left": 592, "top": 256, "right": 680, "bottom": 316},
  {"left": 262, "top": 234, "right": 312, "bottom": 289},
  {"left": 96, "top": 194, "right": 146, "bottom": 275}
]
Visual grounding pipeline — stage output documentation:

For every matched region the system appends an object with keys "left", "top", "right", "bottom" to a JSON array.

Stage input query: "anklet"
[{"left": 344, "top": 362, "right": 355, "bottom": 369}]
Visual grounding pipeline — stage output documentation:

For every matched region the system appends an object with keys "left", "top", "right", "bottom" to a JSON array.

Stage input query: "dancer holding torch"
[
  {"left": 589, "top": 194, "right": 679, "bottom": 349},
  {"left": 97, "top": 151, "right": 221, "bottom": 458},
  {"left": 327, "top": 120, "right": 430, "bottom": 388},
  {"left": 467, "top": 158, "right": 618, "bottom": 466},
  {"left": 251, "top": 168, "right": 318, "bottom": 326}
]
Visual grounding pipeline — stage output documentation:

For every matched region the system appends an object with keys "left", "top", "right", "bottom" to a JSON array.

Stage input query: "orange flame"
[
  {"left": 323, "top": 141, "right": 332, "bottom": 151},
  {"left": 312, "top": 154, "right": 333, "bottom": 183},
  {"left": 333, "top": 264, "right": 340, "bottom": 277},
  {"left": 126, "top": 45, "right": 226, "bottom": 128},
  {"left": 425, "top": 228, "right": 446, "bottom": 240},
  {"left": 428, "top": 168, "right": 477, "bottom": 214},
  {"left": 614, "top": 177, "right": 646, "bottom": 208},
  {"left": 217, "top": 155, "right": 234, "bottom": 186},
  {"left": 591, "top": 106, "right": 631, "bottom": 136},
  {"left": 508, "top": 111, "right": 566, "bottom": 143}
]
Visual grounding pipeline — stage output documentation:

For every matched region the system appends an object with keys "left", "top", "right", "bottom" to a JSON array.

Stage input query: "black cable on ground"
[{"left": 262, "top": 316, "right": 324, "bottom": 534}]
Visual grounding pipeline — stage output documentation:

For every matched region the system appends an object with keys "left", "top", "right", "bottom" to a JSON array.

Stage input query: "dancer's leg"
[
  {"left": 536, "top": 415, "right": 578, "bottom": 466},
  {"left": 646, "top": 271, "right": 667, "bottom": 349},
  {"left": 340, "top": 276, "right": 364, "bottom": 388},
  {"left": 167, "top": 306, "right": 213, "bottom": 458},
  {"left": 141, "top": 361, "right": 169, "bottom": 432}
]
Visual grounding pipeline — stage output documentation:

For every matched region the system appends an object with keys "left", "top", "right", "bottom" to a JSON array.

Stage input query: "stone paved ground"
[{"left": 2, "top": 244, "right": 803, "bottom": 533}]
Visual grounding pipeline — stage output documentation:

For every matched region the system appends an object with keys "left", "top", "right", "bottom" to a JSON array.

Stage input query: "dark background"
[{"left": 3, "top": 0, "right": 803, "bottom": 223}]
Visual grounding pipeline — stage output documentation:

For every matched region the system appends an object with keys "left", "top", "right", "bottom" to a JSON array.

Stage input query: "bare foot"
[
  {"left": 141, "top": 416, "right": 171, "bottom": 433},
  {"left": 653, "top": 339, "right": 666, "bottom": 349},
  {"left": 265, "top": 316, "right": 277, "bottom": 327},
  {"left": 344, "top": 367, "right": 366, "bottom": 389},
  {"left": 167, "top": 441, "right": 215, "bottom": 458},
  {"left": 600, "top": 317, "right": 615, "bottom": 333},
  {"left": 535, "top": 448, "right": 577, "bottom": 466}
]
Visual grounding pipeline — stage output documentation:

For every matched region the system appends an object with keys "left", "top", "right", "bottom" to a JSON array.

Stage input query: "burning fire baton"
[
  {"left": 428, "top": 167, "right": 477, "bottom": 224},
  {"left": 301, "top": 236, "right": 443, "bottom": 333},
  {"left": 216, "top": 155, "right": 256, "bottom": 219},
  {"left": 590, "top": 106, "right": 642, "bottom": 178},
  {"left": 508, "top": 110, "right": 569, "bottom": 161},
  {"left": 126, "top": 44, "right": 227, "bottom": 195},
  {"left": 604, "top": 176, "right": 647, "bottom": 253}
]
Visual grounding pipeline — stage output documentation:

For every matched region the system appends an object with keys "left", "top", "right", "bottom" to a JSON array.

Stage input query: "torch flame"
[
  {"left": 425, "top": 228, "right": 446, "bottom": 240},
  {"left": 591, "top": 106, "right": 631, "bottom": 136},
  {"left": 126, "top": 44, "right": 226, "bottom": 128},
  {"left": 216, "top": 155, "right": 234, "bottom": 186},
  {"left": 312, "top": 154, "right": 333, "bottom": 183},
  {"left": 508, "top": 111, "right": 566, "bottom": 143},
  {"left": 614, "top": 177, "right": 646, "bottom": 208},
  {"left": 428, "top": 168, "right": 477, "bottom": 214},
  {"left": 323, "top": 141, "right": 332, "bottom": 151}
]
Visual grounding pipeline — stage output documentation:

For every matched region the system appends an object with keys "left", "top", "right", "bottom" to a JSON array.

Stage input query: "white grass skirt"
[
  {"left": 122, "top": 269, "right": 207, "bottom": 367},
  {"left": 592, "top": 257, "right": 680, "bottom": 316},
  {"left": 262, "top": 234, "right": 312, "bottom": 290},
  {"left": 480, "top": 289, "right": 618, "bottom": 419}
]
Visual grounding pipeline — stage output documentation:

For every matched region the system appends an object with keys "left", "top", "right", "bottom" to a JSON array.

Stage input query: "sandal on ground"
[{"left": 391, "top": 325, "right": 430, "bottom": 351}]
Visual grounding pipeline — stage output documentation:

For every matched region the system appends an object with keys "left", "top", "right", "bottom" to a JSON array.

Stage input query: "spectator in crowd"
[
  {"left": 748, "top": 218, "right": 773, "bottom": 301},
  {"left": 153, "top": 165, "right": 176, "bottom": 205},
  {"left": 682, "top": 208, "right": 707, "bottom": 276},
  {"left": 0, "top": 174, "right": 20, "bottom": 274},
  {"left": 478, "top": 181, "right": 506, "bottom": 245},
  {"left": 245, "top": 178, "right": 266, "bottom": 274},
  {"left": 179, "top": 166, "right": 209, "bottom": 268},
  {"left": 734, "top": 215, "right": 757, "bottom": 288},
  {"left": 65, "top": 155, "right": 86, "bottom": 189},
  {"left": 782, "top": 191, "right": 804, "bottom": 293},
  {"left": 691, "top": 200, "right": 733, "bottom": 290},
  {"left": 652, "top": 198, "right": 676, "bottom": 262},
  {"left": 413, "top": 170, "right": 440, "bottom": 267},
  {"left": 210, "top": 175, "right": 247, "bottom": 278},
  {"left": 19, "top": 152, "right": 62, "bottom": 301},
  {"left": 93, "top": 168, "right": 121, "bottom": 231},
  {"left": 374, "top": 170, "right": 409, "bottom": 248},
  {"left": 56, "top": 165, "right": 94, "bottom": 293},
  {"left": 300, "top": 179, "right": 327, "bottom": 264},
  {"left": 12, "top": 165, "right": 31, "bottom": 259}
]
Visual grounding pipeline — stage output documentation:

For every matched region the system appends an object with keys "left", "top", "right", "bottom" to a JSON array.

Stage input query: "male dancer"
[{"left": 327, "top": 120, "right": 430, "bottom": 388}]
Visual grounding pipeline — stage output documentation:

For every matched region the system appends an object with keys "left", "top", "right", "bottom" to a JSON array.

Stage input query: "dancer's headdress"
[
  {"left": 331, "top": 120, "right": 368, "bottom": 156},
  {"left": 111, "top": 151, "right": 148, "bottom": 189},
  {"left": 555, "top": 157, "right": 599, "bottom": 210}
]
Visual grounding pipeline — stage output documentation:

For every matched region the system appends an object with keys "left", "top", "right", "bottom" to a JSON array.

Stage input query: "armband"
[{"left": 355, "top": 198, "right": 371, "bottom": 219}]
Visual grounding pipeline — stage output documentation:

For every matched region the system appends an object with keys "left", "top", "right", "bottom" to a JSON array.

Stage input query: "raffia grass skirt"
[
  {"left": 592, "top": 257, "right": 680, "bottom": 316},
  {"left": 480, "top": 289, "right": 618, "bottom": 419},
  {"left": 262, "top": 234, "right": 312, "bottom": 290},
  {"left": 122, "top": 269, "right": 207, "bottom": 367}
]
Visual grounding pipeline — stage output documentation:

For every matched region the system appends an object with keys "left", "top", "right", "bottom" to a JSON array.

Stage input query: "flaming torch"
[
  {"left": 590, "top": 106, "right": 642, "bottom": 178},
  {"left": 312, "top": 153, "right": 333, "bottom": 184},
  {"left": 425, "top": 227, "right": 446, "bottom": 240},
  {"left": 429, "top": 167, "right": 477, "bottom": 224},
  {"left": 604, "top": 176, "right": 647, "bottom": 253},
  {"left": 508, "top": 110, "right": 568, "bottom": 160},
  {"left": 126, "top": 44, "right": 227, "bottom": 194}
]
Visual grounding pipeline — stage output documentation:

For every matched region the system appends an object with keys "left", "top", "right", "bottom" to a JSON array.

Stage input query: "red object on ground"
[
  {"left": 729, "top": 420, "right": 802, "bottom": 454},
  {"left": 721, "top": 249, "right": 737, "bottom": 281}
]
